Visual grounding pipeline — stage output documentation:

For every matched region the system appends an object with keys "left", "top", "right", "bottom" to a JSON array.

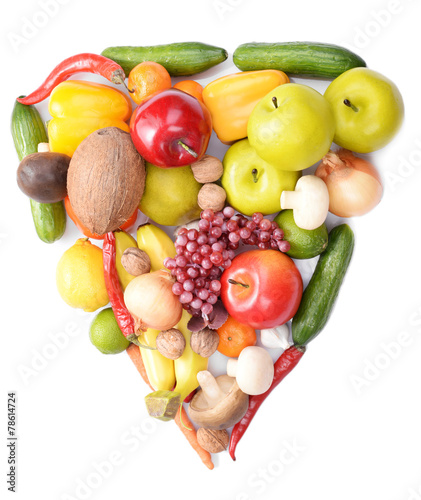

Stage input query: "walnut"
[
  {"left": 190, "top": 328, "right": 219, "bottom": 357},
  {"left": 121, "top": 247, "right": 151, "bottom": 276},
  {"left": 197, "top": 428, "right": 229, "bottom": 454},
  {"left": 156, "top": 328, "right": 186, "bottom": 359},
  {"left": 197, "top": 183, "right": 227, "bottom": 212},
  {"left": 191, "top": 155, "right": 223, "bottom": 183}
]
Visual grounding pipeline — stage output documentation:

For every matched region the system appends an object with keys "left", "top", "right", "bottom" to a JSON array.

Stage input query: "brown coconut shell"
[{"left": 67, "top": 127, "right": 145, "bottom": 235}]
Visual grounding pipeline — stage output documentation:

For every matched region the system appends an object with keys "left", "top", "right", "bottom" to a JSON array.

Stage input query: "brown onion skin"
[
  {"left": 124, "top": 270, "right": 182, "bottom": 332},
  {"left": 315, "top": 149, "right": 383, "bottom": 217}
]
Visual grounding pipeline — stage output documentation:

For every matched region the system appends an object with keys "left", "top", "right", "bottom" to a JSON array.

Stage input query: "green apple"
[
  {"left": 221, "top": 138, "right": 300, "bottom": 216},
  {"left": 139, "top": 162, "right": 202, "bottom": 226},
  {"left": 324, "top": 67, "right": 404, "bottom": 153},
  {"left": 247, "top": 83, "right": 335, "bottom": 171}
]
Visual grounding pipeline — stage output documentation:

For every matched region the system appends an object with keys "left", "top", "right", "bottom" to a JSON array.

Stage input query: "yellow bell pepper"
[
  {"left": 48, "top": 80, "right": 132, "bottom": 157},
  {"left": 202, "top": 69, "right": 289, "bottom": 144},
  {"left": 139, "top": 328, "right": 176, "bottom": 391},
  {"left": 174, "top": 310, "right": 209, "bottom": 403}
]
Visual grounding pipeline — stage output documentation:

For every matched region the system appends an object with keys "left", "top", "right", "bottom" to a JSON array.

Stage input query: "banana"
[
  {"left": 114, "top": 229, "right": 137, "bottom": 291},
  {"left": 174, "top": 310, "right": 209, "bottom": 403},
  {"left": 143, "top": 310, "right": 208, "bottom": 420},
  {"left": 137, "top": 223, "right": 176, "bottom": 272},
  {"left": 139, "top": 328, "right": 175, "bottom": 391}
]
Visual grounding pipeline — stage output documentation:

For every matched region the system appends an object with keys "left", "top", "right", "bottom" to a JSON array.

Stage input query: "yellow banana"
[
  {"left": 114, "top": 229, "right": 137, "bottom": 291},
  {"left": 174, "top": 310, "right": 209, "bottom": 403},
  {"left": 139, "top": 328, "right": 175, "bottom": 391},
  {"left": 136, "top": 223, "right": 176, "bottom": 272},
  {"left": 143, "top": 310, "right": 208, "bottom": 421}
]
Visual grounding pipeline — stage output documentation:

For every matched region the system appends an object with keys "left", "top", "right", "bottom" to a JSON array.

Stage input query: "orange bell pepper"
[
  {"left": 202, "top": 70, "right": 289, "bottom": 144},
  {"left": 48, "top": 80, "right": 132, "bottom": 157},
  {"left": 64, "top": 196, "right": 137, "bottom": 239}
]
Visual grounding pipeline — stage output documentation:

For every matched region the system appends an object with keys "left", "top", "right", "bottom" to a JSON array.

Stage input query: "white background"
[{"left": 1, "top": 0, "right": 421, "bottom": 499}]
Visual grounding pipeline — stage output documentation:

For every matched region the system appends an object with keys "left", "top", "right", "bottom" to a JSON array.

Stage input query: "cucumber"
[
  {"left": 11, "top": 98, "right": 48, "bottom": 161},
  {"left": 292, "top": 224, "right": 355, "bottom": 346},
  {"left": 233, "top": 42, "right": 366, "bottom": 78},
  {"left": 101, "top": 42, "right": 228, "bottom": 76},
  {"left": 11, "top": 98, "right": 66, "bottom": 243},
  {"left": 29, "top": 199, "right": 66, "bottom": 243}
]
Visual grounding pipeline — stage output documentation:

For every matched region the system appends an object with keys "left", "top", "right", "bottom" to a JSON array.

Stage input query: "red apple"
[
  {"left": 220, "top": 249, "right": 303, "bottom": 330},
  {"left": 130, "top": 88, "right": 212, "bottom": 167}
]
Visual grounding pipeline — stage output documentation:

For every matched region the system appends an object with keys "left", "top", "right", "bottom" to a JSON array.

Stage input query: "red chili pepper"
[
  {"left": 183, "top": 389, "right": 197, "bottom": 404},
  {"left": 103, "top": 231, "right": 138, "bottom": 344},
  {"left": 17, "top": 53, "right": 126, "bottom": 105},
  {"left": 229, "top": 345, "right": 306, "bottom": 461}
]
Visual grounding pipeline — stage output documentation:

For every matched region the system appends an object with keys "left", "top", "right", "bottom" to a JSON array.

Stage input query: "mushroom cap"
[
  {"left": 281, "top": 175, "right": 329, "bottom": 230},
  {"left": 17, "top": 151, "right": 70, "bottom": 203},
  {"left": 235, "top": 346, "right": 274, "bottom": 396},
  {"left": 188, "top": 374, "right": 249, "bottom": 430}
]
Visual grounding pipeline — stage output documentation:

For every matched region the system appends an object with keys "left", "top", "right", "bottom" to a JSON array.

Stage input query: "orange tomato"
[
  {"left": 173, "top": 80, "right": 204, "bottom": 103},
  {"left": 127, "top": 61, "right": 172, "bottom": 105},
  {"left": 64, "top": 196, "right": 138, "bottom": 239},
  {"left": 217, "top": 315, "right": 257, "bottom": 358}
]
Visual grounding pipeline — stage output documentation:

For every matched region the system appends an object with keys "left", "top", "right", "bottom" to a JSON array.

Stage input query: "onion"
[
  {"left": 315, "top": 148, "right": 383, "bottom": 217},
  {"left": 124, "top": 270, "right": 182, "bottom": 332}
]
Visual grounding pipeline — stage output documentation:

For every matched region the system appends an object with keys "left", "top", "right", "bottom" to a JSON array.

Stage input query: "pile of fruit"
[{"left": 12, "top": 41, "right": 404, "bottom": 469}]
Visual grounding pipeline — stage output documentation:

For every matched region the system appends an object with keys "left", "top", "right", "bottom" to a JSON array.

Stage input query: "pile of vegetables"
[{"left": 11, "top": 40, "right": 404, "bottom": 470}]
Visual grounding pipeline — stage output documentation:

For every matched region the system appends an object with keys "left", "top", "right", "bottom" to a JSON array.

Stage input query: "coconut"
[{"left": 67, "top": 127, "right": 145, "bottom": 235}]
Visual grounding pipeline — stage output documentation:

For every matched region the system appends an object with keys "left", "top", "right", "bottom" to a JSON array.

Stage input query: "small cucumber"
[
  {"left": 292, "top": 224, "right": 355, "bottom": 346},
  {"left": 101, "top": 42, "right": 228, "bottom": 76},
  {"left": 29, "top": 199, "right": 66, "bottom": 243},
  {"left": 233, "top": 42, "right": 366, "bottom": 78},
  {"left": 11, "top": 98, "right": 48, "bottom": 161},
  {"left": 11, "top": 98, "right": 66, "bottom": 243}
]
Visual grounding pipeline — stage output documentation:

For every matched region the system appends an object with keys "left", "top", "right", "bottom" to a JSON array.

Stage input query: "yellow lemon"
[{"left": 56, "top": 238, "right": 109, "bottom": 312}]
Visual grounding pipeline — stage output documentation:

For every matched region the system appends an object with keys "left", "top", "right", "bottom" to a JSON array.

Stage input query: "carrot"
[
  {"left": 126, "top": 344, "right": 153, "bottom": 390},
  {"left": 174, "top": 405, "right": 214, "bottom": 470},
  {"left": 127, "top": 344, "right": 214, "bottom": 470}
]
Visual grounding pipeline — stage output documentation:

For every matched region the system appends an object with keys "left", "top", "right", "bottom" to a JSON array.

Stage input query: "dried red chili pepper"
[
  {"left": 17, "top": 53, "right": 126, "bottom": 105},
  {"left": 103, "top": 231, "right": 139, "bottom": 345},
  {"left": 229, "top": 345, "right": 306, "bottom": 461}
]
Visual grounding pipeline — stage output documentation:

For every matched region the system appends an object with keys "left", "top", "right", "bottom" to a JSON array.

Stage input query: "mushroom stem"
[
  {"left": 280, "top": 190, "right": 300, "bottom": 210},
  {"left": 197, "top": 371, "right": 225, "bottom": 408},
  {"left": 280, "top": 175, "right": 329, "bottom": 230},
  {"left": 37, "top": 142, "right": 50, "bottom": 153},
  {"left": 226, "top": 359, "right": 238, "bottom": 378}
]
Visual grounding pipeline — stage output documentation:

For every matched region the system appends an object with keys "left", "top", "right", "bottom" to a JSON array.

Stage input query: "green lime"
[
  {"left": 89, "top": 307, "right": 130, "bottom": 354},
  {"left": 274, "top": 209, "right": 328, "bottom": 259}
]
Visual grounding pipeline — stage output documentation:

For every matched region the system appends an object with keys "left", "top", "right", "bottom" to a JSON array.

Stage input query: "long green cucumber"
[
  {"left": 101, "top": 42, "right": 228, "bottom": 76},
  {"left": 11, "top": 98, "right": 66, "bottom": 243},
  {"left": 292, "top": 224, "right": 355, "bottom": 346},
  {"left": 233, "top": 42, "right": 366, "bottom": 78}
]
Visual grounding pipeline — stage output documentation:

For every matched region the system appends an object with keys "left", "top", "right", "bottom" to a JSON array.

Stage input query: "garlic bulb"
[{"left": 260, "top": 324, "right": 291, "bottom": 350}]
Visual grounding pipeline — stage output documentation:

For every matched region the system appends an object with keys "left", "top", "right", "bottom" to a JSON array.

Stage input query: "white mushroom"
[
  {"left": 227, "top": 346, "right": 274, "bottom": 396},
  {"left": 280, "top": 175, "right": 329, "bottom": 230},
  {"left": 188, "top": 371, "right": 249, "bottom": 430}
]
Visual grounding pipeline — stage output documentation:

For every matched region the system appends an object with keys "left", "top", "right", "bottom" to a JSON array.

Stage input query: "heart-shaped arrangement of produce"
[{"left": 12, "top": 41, "right": 403, "bottom": 469}]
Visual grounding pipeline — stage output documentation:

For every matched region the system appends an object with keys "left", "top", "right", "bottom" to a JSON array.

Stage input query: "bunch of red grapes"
[{"left": 164, "top": 207, "right": 290, "bottom": 318}]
